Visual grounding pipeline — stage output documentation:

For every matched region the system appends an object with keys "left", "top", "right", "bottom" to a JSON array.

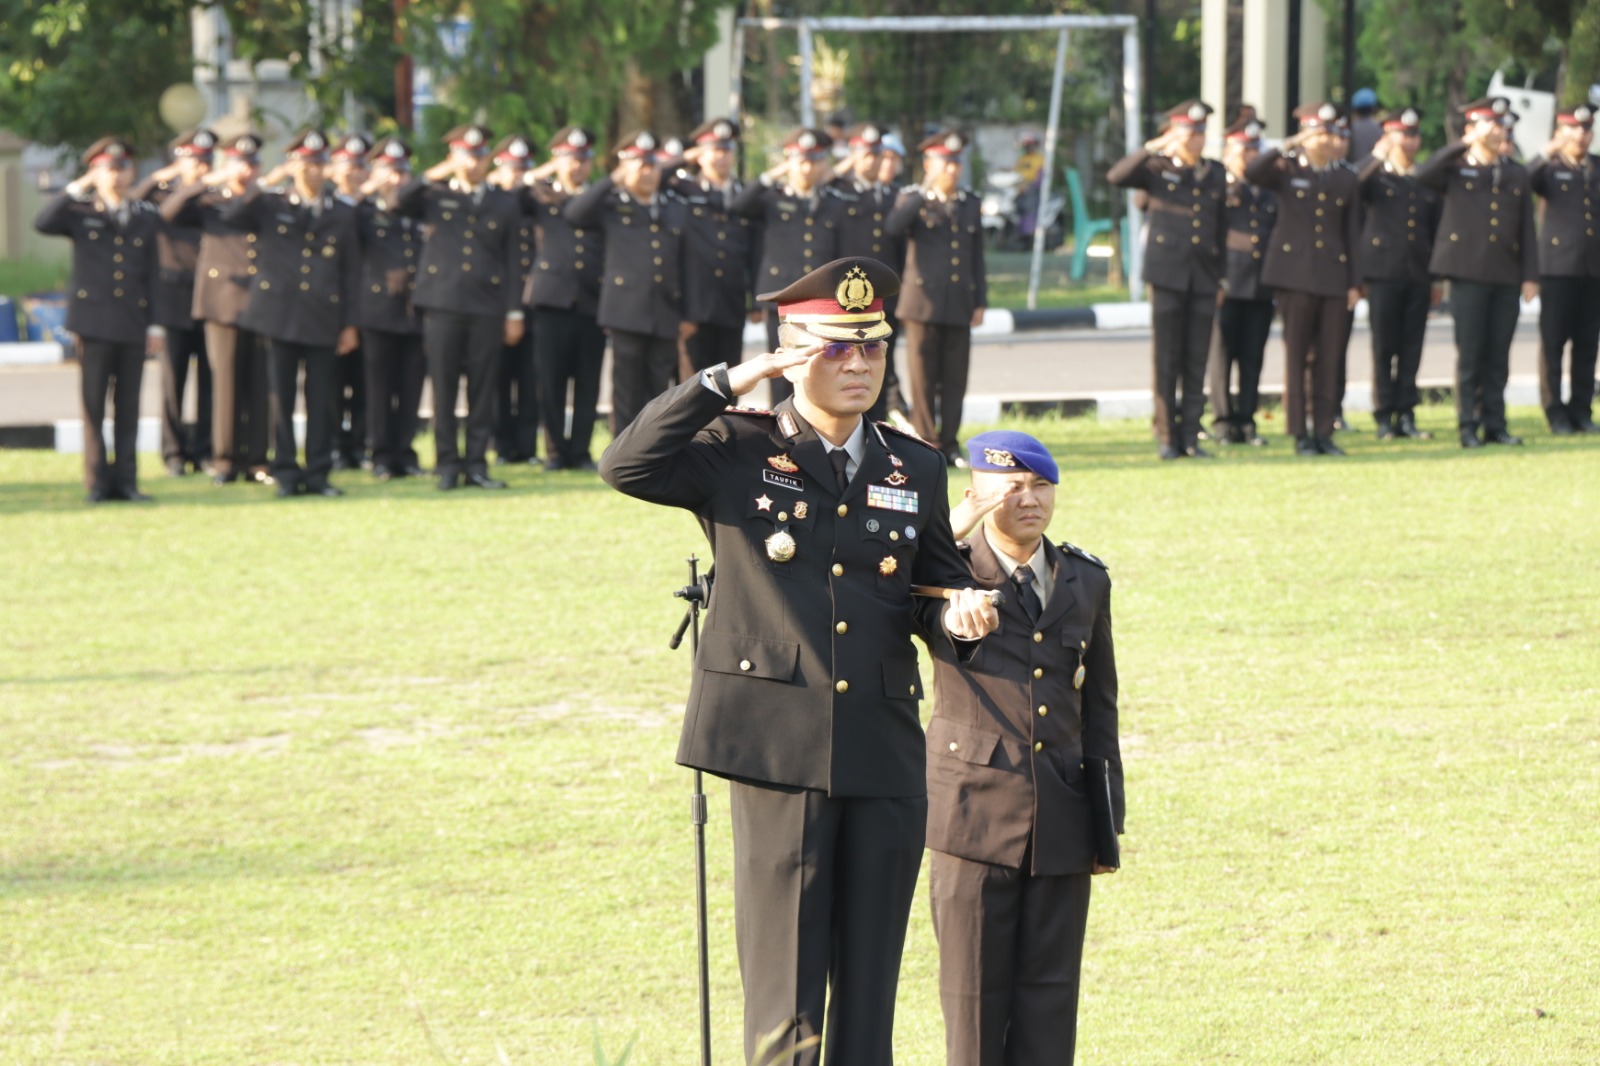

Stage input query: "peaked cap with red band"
[
  {"left": 170, "top": 128, "right": 217, "bottom": 159},
  {"left": 1294, "top": 102, "right": 1342, "bottom": 129},
  {"left": 1165, "top": 100, "right": 1214, "bottom": 129},
  {"left": 1460, "top": 97, "right": 1510, "bottom": 123},
  {"left": 82, "top": 137, "right": 135, "bottom": 168},
  {"left": 783, "top": 127, "right": 833, "bottom": 157},
  {"left": 919, "top": 129, "right": 967, "bottom": 157},
  {"left": 287, "top": 129, "right": 329, "bottom": 160},
  {"left": 1224, "top": 117, "right": 1266, "bottom": 143},
  {"left": 220, "top": 132, "right": 263, "bottom": 161},
  {"left": 1556, "top": 105, "right": 1595, "bottom": 129},
  {"left": 757, "top": 257, "right": 900, "bottom": 342},
  {"left": 689, "top": 117, "right": 740, "bottom": 146},
  {"left": 331, "top": 133, "right": 371, "bottom": 161},
  {"left": 548, "top": 126, "right": 595, "bottom": 157},
  {"left": 444, "top": 125, "right": 493, "bottom": 155},
  {"left": 493, "top": 134, "right": 533, "bottom": 164},
  {"left": 1381, "top": 108, "right": 1422, "bottom": 134}
]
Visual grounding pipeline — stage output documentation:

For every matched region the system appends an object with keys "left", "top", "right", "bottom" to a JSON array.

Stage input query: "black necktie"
[
  {"left": 829, "top": 448, "right": 850, "bottom": 495},
  {"left": 1013, "top": 564, "right": 1042, "bottom": 625}
]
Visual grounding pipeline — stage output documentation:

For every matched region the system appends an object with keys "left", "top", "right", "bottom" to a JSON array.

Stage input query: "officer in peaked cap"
[
  {"left": 600, "top": 254, "right": 998, "bottom": 1066},
  {"left": 1245, "top": 101, "right": 1363, "bottom": 456},
  {"left": 887, "top": 129, "right": 988, "bottom": 465},
  {"left": 35, "top": 136, "right": 162, "bottom": 503},
  {"left": 326, "top": 132, "right": 373, "bottom": 470},
  {"left": 487, "top": 132, "right": 542, "bottom": 466},
  {"left": 1414, "top": 96, "right": 1538, "bottom": 447},
  {"left": 667, "top": 117, "right": 756, "bottom": 378},
  {"left": 1528, "top": 104, "right": 1600, "bottom": 434},
  {"left": 134, "top": 126, "right": 219, "bottom": 476},
  {"left": 1208, "top": 114, "right": 1276, "bottom": 446},
  {"left": 389, "top": 123, "right": 526, "bottom": 489},
  {"left": 563, "top": 129, "right": 691, "bottom": 436},
  {"left": 1108, "top": 100, "right": 1227, "bottom": 459},
  {"left": 1358, "top": 107, "right": 1442, "bottom": 441}
]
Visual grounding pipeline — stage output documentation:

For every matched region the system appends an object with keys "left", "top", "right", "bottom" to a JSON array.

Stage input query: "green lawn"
[{"left": 3, "top": 408, "right": 1598, "bottom": 1065}]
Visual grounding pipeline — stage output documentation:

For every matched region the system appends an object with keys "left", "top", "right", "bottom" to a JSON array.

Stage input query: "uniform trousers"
[
  {"left": 930, "top": 851, "right": 1093, "bottom": 1066},
  {"left": 903, "top": 320, "right": 973, "bottom": 456},
  {"left": 686, "top": 321, "right": 746, "bottom": 374},
  {"left": 423, "top": 309, "right": 502, "bottom": 477},
  {"left": 1536, "top": 275, "right": 1600, "bottom": 426},
  {"left": 764, "top": 306, "right": 794, "bottom": 403},
  {"left": 1278, "top": 290, "right": 1347, "bottom": 439},
  {"left": 1448, "top": 280, "right": 1520, "bottom": 434},
  {"left": 533, "top": 306, "right": 606, "bottom": 468},
  {"left": 495, "top": 325, "right": 540, "bottom": 461},
  {"left": 362, "top": 329, "right": 426, "bottom": 472},
  {"left": 729, "top": 780, "right": 926, "bottom": 1066},
  {"left": 608, "top": 328, "right": 677, "bottom": 436},
  {"left": 76, "top": 337, "right": 145, "bottom": 494},
  {"left": 867, "top": 305, "right": 909, "bottom": 423},
  {"left": 1367, "top": 280, "right": 1432, "bottom": 426},
  {"left": 1208, "top": 298, "right": 1274, "bottom": 433},
  {"left": 333, "top": 339, "right": 366, "bottom": 464},
  {"left": 158, "top": 325, "right": 211, "bottom": 467},
  {"left": 203, "top": 321, "right": 269, "bottom": 477},
  {"left": 265, "top": 337, "right": 336, "bottom": 490},
  {"left": 1149, "top": 285, "right": 1215, "bottom": 449}
]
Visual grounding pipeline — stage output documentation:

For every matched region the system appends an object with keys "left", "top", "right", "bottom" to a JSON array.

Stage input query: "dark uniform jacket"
[
  {"left": 1223, "top": 173, "right": 1277, "bottom": 302},
  {"left": 599, "top": 376, "right": 974, "bottom": 798},
  {"left": 1357, "top": 159, "right": 1442, "bottom": 284},
  {"left": 563, "top": 177, "right": 688, "bottom": 339},
  {"left": 33, "top": 192, "right": 160, "bottom": 345},
  {"left": 1106, "top": 149, "right": 1227, "bottom": 294},
  {"left": 1414, "top": 143, "right": 1538, "bottom": 286},
  {"left": 159, "top": 183, "right": 253, "bottom": 327},
  {"left": 353, "top": 198, "right": 421, "bottom": 334},
  {"left": 667, "top": 172, "right": 755, "bottom": 329},
  {"left": 131, "top": 175, "right": 202, "bottom": 330},
  {"left": 1245, "top": 148, "right": 1362, "bottom": 296},
  {"left": 390, "top": 178, "right": 525, "bottom": 316},
  {"left": 525, "top": 180, "right": 603, "bottom": 315},
  {"left": 886, "top": 185, "right": 988, "bottom": 324},
  {"left": 218, "top": 187, "right": 360, "bottom": 347},
  {"left": 730, "top": 180, "right": 845, "bottom": 296},
  {"left": 831, "top": 178, "right": 899, "bottom": 264},
  {"left": 925, "top": 532, "right": 1122, "bottom": 876},
  {"left": 1528, "top": 153, "right": 1600, "bottom": 278}
]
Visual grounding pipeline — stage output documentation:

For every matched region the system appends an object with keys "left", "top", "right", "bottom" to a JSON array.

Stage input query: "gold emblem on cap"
[
  {"left": 768, "top": 453, "right": 799, "bottom": 473},
  {"left": 766, "top": 531, "right": 796, "bottom": 563},
  {"left": 879, "top": 555, "right": 898, "bottom": 576},
  {"left": 983, "top": 448, "right": 1017, "bottom": 467},
  {"left": 793, "top": 501, "right": 808, "bottom": 520},
  {"left": 836, "top": 265, "right": 874, "bottom": 312}
]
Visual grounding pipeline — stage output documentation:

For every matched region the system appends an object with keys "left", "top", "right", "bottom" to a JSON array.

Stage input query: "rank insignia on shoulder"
[
  {"left": 884, "top": 471, "right": 909, "bottom": 487},
  {"left": 879, "top": 555, "right": 898, "bottom": 576},
  {"left": 876, "top": 420, "right": 941, "bottom": 453},
  {"left": 1063, "top": 542, "right": 1107, "bottom": 569},
  {"left": 778, "top": 412, "right": 800, "bottom": 438},
  {"left": 726, "top": 405, "right": 773, "bottom": 417},
  {"left": 768, "top": 453, "right": 800, "bottom": 473}
]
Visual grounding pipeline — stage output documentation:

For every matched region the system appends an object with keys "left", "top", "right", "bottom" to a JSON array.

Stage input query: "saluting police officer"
[
  {"left": 220, "top": 129, "right": 361, "bottom": 497},
  {"left": 134, "top": 127, "right": 216, "bottom": 476},
  {"left": 1246, "top": 102, "right": 1363, "bottom": 456},
  {"left": 1108, "top": 101, "right": 1227, "bottom": 460},
  {"left": 600, "top": 255, "right": 998, "bottom": 1066},
  {"left": 667, "top": 117, "right": 756, "bottom": 376},
  {"left": 886, "top": 130, "right": 988, "bottom": 465},
  {"left": 564, "top": 130, "right": 692, "bottom": 436},
  {"left": 354, "top": 137, "right": 428, "bottom": 480},
  {"left": 1208, "top": 115, "right": 1276, "bottom": 446},
  {"left": 391, "top": 124, "right": 526, "bottom": 489},
  {"left": 327, "top": 133, "right": 372, "bottom": 469},
  {"left": 1529, "top": 104, "right": 1600, "bottom": 435},
  {"left": 1415, "top": 97, "right": 1540, "bottom": 448},
  {"left": 486, "top": 133, "right": 542, "bottom": 465},
  {"left": 1359, "top": 107, "right": 1442, "bottom": 441},
  {"left": 35, "top": 137, "right": 161, "bottom": 503}
]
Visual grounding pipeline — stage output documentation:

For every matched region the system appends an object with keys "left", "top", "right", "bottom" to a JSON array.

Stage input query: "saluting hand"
[
  {"left": 943, "top": 587, "right": 1000, "bottom": 640},
  {"left": 725, "top": 344, "right": 823, "bottom": 396},
  {"left": 949, "top": 481, "right": 1021, "bottom": 540}
]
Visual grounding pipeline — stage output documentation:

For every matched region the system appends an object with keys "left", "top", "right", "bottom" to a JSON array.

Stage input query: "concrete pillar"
[
  {"left": 1201, "top": 0, "right": 1230, "bottom": 154},
  {"left": 703, "top": 7, "right": 736, "bottom": 122},
  {"left": 1299, "top": 2, "right": 1327, "bottom": 103},
  {"left": 1243, "top": 0, "right": 1290, "bottom": 136}
]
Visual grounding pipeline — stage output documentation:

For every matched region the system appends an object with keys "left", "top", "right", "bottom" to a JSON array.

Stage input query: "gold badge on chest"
[{"left": 766, "top": 531, "right": 797, "bottom": 563}]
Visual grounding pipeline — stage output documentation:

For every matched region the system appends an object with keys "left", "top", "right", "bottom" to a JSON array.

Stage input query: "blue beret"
[{"left": 965, "top": 431, "right": 1059, "bottom": 483}]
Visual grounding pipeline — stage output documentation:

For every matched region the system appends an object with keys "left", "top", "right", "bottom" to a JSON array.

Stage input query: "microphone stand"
[{"left": 670, "top": 554, "right": 713, "bottom": 1066}]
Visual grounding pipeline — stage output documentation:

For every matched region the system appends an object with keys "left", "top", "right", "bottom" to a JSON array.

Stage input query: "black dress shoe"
[
  {"left": 165, "top": 460, "right": 187, "bottom": 477},
  {"left": 372, "top": 465, "right": 393, "bottom": 481},
  {"left": 543, "top": 458, "right": 566, "bottom": 472},
  {"left": 572, "top": 458, "right": 600, "bottom": 472},
  {"left": 85, "top": 488, "right": 111, "bottom": 504},
  {"left": 1242, "top": 426, "right": 1268, "bottom": 446},
  {"left": 212, "top": 471, "right": 239, "bottom": 486},
  {"left": 119, "top": 488, "right": 154, "bottom": 503},
  {"left": 403, "top": 464, "right": 429, "bottom": 478},
  {"left": 1575, "top": 419, "right": 1600, "bottom": 434},
  {"left": 1376, "top": 423, "right": 1398, "bottom": 441},
  {"left": 1158, "top": 445, "right": 1183, "bottom": 460},
  {"left": 437, "top": 472, "right": 460, "bottom": 491},
  {"left": 1315, "top": 437, "right": 1346, "bottom": 456},
  {"left": 1396, "top": 414, "right": 1433, "bottom": 440},
  {"left": 525, "top": 456, "right": 545, "bottom": 468},
  {"left": 1459, "top": 430, "right": 1483, "bottom": 449},
  {"left": 1185, "top": 444, "right": 1214, "bottom": 459},
  {"left": 1484, "top": 430, "right": 1523, "bottom": 446},
  {"left": 307, "top": 483, "right": 345, "bottom": 497},
  {"left": 464, "top": 472, "right": 508, "bottom": 489},
  {"left": 1548, "top": 415, "right": 1576, "bottom": 436},
  {"left": 1294, "top": 436, "right": 1319, "bottom": 456}
]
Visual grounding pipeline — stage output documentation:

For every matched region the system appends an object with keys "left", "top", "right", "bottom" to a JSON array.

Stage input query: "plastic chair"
[{"left": 1066, "top": 167, "right": 1113, "bottom": 281}]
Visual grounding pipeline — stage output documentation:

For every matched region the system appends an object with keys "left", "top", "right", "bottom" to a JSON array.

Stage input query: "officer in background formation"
[
  {"left": 525, "top": 127, "right": 606, "bottom": 471},
  {"left": 34, "top": 138, "right": 161, "bottom": 503},
  {"left": 1529, "top": 104, "right": 1600, "bottom": 434},
  {"left": 391, "top": 124, "right": 525, "bottom": 489},
  {"left": 1246, "top": 102, "right": 1363, "bottom": 456},
  {"left": 1358, "top": 107, "right": 1442, "bottom": 441},
  {"left": 1107, "top": 100, "right": 1227, "bottom": 460},
  {"left": 133, "top": 127, "right": 216, "bottom": 477},
  {"left": 869, "top": 133, "right": 913, "bottom": 426},
  {"left": 1415, "top": 97, "right": 1539, "bottom": 448},
  {"left": 564, "top": 130, "right": 691, "bottom": 436},
  {"left": 326, "top": 133, "right": 371, "bottom": 469},
  {"left": 489, "top": 133, "right": 542, "bottom": 465},
  {"left": 667, "top": 117, "right": 755, "bottom": 376},
  {"left": 1208, "top": 114, "right": 1276, "bottom": 447},
  {"left": 887, "top": 130, "right": 988, "bottom": 466}
]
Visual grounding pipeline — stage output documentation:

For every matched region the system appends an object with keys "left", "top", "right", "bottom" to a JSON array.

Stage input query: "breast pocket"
[
  {"left": 858, "top": 509, "right": 913, "bottom": 593},
  {"left": 747, "top": 492, "right": 812, "bottom": 580}
]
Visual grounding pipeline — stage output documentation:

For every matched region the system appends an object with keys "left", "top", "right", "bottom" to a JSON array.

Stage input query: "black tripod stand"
[{"left": 669, "top": 554, "right": 713, "bottom": 1066}]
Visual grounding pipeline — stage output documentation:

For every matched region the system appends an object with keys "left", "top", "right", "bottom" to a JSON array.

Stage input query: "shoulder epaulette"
[
  {"left": 724, "top": 405, "right": 774, "bottom": 418},
  {"left": 1062, "top": 542, "right": 1108, "bottom": 570},
  {"left": 875, "top": 420, "right": 941, "bottom": 453}
]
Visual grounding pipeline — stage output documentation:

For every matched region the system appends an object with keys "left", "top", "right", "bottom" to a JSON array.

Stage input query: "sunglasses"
[{"left": 817, "top": 341, "right": 887, "bottom": 361}]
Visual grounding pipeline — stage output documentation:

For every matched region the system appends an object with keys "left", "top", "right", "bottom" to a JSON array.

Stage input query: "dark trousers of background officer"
[
  {"left": 867, "top": 303, "right": 909, "bottom": 423},
  {"left": 903, "top": 320, "right": 973, "bottom": 457},
  {"left": 930, "top": 851, "right": 1093, "bottom": 1066},
  {"left": 534, "top": 306, "right": 606, "bottom": 469},
  {"left": 76, "top": 337, "right": 145, "bottom": 494},
  {"left": 266, "top": 338, "right": 336, "bottom": 490},
  {"left": 1448, "top": 280, "right": 1520, "bottom": 434},
  {"left": 609, "top": 329, "right": 677, "bottom": 437},
  {"left": 685, "top": 321, "right": 744, "bottom": 375},
  {"left": 159, "top": 325, "right": 211, "bottom": 469},
  {"left": 764, "top": 306, "right": 794, "bottom": 403},
  {"left": 729, "top": 780, "right": 925, "bottom": 1066},
  {"left": 333, "top": 341, "right": 366, "bottom": 467},
  {"left": 1367, "top": 280, "right": 1431, "bottom": 427},
  {"left": 362, "top": 329, "right": 426, "bottom": 473},
  {"left": 1278, "top": 290, "right": 1346, "bottom": 439},
  {"left": 1537, "top": 275, "right": 1600, "bottom": 428},
  {"left": 1149, "top": 285, "right": 1215, "bottom": 450},
  {"left": 495, "top": 326, "right": 540, "bottom": 462},
  {"left": 423, "top": 309, "right": 502, "bottom": 478},
  {"left": 1208, "top": 298, "right": 1274, "bottom": 435},
  {"left": 204, "top": 322, "right": 269, "bottom": 478}
]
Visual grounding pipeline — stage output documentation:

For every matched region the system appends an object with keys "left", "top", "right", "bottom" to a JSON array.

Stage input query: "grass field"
[{"left": 3, "top": 406, "right": 1598, "bottom": 1065}]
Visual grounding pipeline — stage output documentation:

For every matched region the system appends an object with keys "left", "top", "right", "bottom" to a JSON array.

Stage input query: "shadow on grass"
[
  {"left": 0, "top": 849, "right": 342, "bottom": 901},
  {"left": 0, "top": 663, "right": 282, "bottom": 687}
]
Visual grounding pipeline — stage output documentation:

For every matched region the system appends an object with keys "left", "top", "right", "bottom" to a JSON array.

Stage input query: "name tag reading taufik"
[
  {"left": 867, "top": 485, "right": 918, "bottom": 513},
  {"left": 764, "top": 470, "right": 804, "bottom": 492}
]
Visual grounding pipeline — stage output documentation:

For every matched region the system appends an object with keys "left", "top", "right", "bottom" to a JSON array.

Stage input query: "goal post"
[{"left": 732, "top": 13, "right": 1146, "bottom": 303}]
